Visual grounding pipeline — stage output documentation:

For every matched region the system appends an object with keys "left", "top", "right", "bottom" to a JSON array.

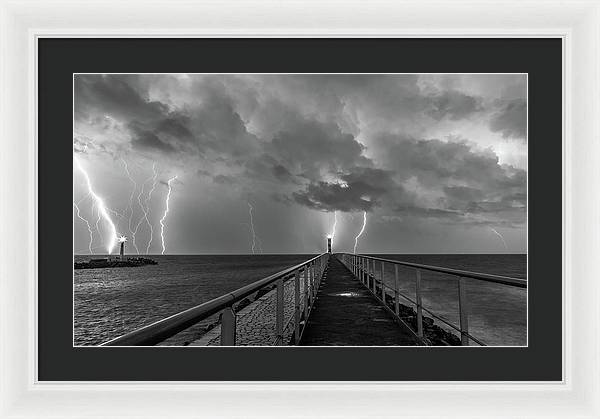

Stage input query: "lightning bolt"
[
  {"left": 121, "top": 159, "right": 138, "bottom": 252},
  {"left": 247, "top": 202, "right": 260, "bottom": 254},
  {"left": 132, "top": 164, "right": 157, "bottom": 255},
  {"left": 353, "top": 211, "right": 367, "bottom": 254},
  {"left": 74, "top": 156, "right": 118, "bottom": 254},
  {"left": 73, "top": 202, "right": 94, "bottom": 254},
  {"left": 94, "top": 203, "right": 104, "bottom": 244},
  {"left": 144, "top": 163, "right": 159, "bottom": 254},
  {"left": 329, "top": 211, "right": 338, "bottom": 243},
  {"left": 489, "top": 227, "right": 508, "bottom": 251},
  {"left": 159, "top": 176, "right": 177, "bottom": 255}
]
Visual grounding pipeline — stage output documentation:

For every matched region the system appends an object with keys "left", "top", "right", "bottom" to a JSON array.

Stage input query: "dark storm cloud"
[
  {"left": 156, "top": 114, "right": 194, "bottom": 141},
  {"left": 75, "top": 74, "right": 261, "bottom": 160},
  {"left": 443, "top": 185, "right": 485, "bottom": 202},
  {"left": 269, "top": 119, "right": 371, "bottom": 180},
  {"left": 293, "top": 182, "right": 374, "bottom": 212},
  {"left": 271, "top": 164, "right": 294, "bottom": 182},
  {"left": 375, "top": 134, "right": 525, "bottom": 191},
  {"left": 489, "top": 98, "right": 527, "bottom": 139},
  {"left": 426, "top": 90, "right": 482, "bottom": 121},
  {"left": 129, "top": 122, "right": 176, "bottom": 153},
  {"left": 292, "top": 167, "right": 401, "bottom": 212},
  {"left": 75, "top": 74, "right": 169, "bottom": 122},
  {"left": 186, "top": 90, "right": 259, "bottom": 157},
  {"left": 369, "top": 134, "right": 526, "bottom": 223}
]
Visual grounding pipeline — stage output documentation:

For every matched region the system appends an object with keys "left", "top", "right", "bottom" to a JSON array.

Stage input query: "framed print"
[
  {"left": 1, "top": 0, "right": 600, "bottom": 418},
  {"left": 43, "top": 39, "right": 553, "bottom": 381}
]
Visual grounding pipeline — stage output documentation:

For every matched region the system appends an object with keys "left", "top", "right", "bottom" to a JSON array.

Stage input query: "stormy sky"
[{"left": 73, "top": 74, "right": 527, "bottom": 255}]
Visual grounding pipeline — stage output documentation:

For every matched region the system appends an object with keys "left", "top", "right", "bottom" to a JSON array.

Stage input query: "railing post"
[
  {"left": 371, "top": 259, "right": 376, "bottom": 293},
  {"left": 313, "top": 262, "right": 318, "bottom": 297},
  {"left": 361, "top": 257, "right": 365, "bottom": 284},
  {"left": 381, "top": 261, "right": 385, "bottom": 302},
  {"left": 276, "top": 278, "right": 284, "bottom": 345},
  {"left": 303, "top": 266, "right": 309, "bottom": 318},
  {"left": 220, "top": 306, "right": 236, "bottom": 346},
  {"left": 394, "top": 264, "right": 400, "bottom": 316},
  {"left": 294, "top": 269, "right": 300, "bottom": 344},
  {"left": 307, "top": 263, "right": 313, "bottom": 307},
  {"left": 458, "top": 277, "right": 469, "bottom": 346},
  {"left": 312, "top": 261, "right": 317, "bottom": 297},
  {"left": 415, "top": 269, "right": 424, "bottom": 339},
  {"left": 310, "top": 262, "right": 314, "bottom": 299}
]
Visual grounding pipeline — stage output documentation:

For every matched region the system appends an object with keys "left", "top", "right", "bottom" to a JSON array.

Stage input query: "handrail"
[
  {"left": 337, "top": 253, "right": 526, "bottom": 346},
  {"left": 102, "top": 253, "right": 329, "bottom": 346},
  {"left": 379, "top": 281, "right": 486, "bottom": 346},
  {"left": 340, "top": 253, "right": 526, "bottom": 288}
]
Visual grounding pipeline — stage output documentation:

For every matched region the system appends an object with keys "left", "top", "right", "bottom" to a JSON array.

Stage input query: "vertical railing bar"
[
  {"left": 371, "top": 258, "right": 376, "bottom": 293},
  {"left": 415, "top": 269, "right": 424, "bottom": 339},
  {"left": 303, "top": 265, "right": 309, "bottom": 319},
  {"left": 294, "top": 269, "right": 300, "bottom": 345},
  {"left": 458, "top": 276, "right": 469, "bottom": 346},
  {"left": 276, "top": 278, "right": 284, "bottom": 345},
  {"left": 311, "top": 261, "right": 315, "bottom": 299},
  {"left": 381, "top": 261, "right": 385, "bottom": 302},
  {"left": 308, "top": 262, "right": 313, "bottom": 307},
  {"left": 220, "top": 306, "right": 236, "bottom": 346},
  {"left": 359, "top": 256, "right": 362, "bottom": 282},
  {"left": 362, "top": 257, "right": 365, "bottom": 284},
  {"left": 394, "top": 264, "right": 400, "bottom": 316}
]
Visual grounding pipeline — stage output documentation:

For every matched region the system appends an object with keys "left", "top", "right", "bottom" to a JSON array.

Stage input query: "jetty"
[
  {"left": 75, "top": 236, "right": 157, "bottom": 270},
  {"left": 74, "top": 257, "right": 157, "bottom": 270},
  {"left": 100, "top": 240, "right": 526, "bottom": 346}
]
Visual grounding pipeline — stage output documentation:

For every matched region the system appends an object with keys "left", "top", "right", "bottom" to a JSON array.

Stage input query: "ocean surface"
[{"left": 74, "top": 254, "right": 527, "bottom": 346}]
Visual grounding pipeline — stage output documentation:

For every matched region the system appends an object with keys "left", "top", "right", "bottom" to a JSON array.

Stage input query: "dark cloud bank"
[{"left": 74, "top": 74, "right": 527, "bottom": 252}]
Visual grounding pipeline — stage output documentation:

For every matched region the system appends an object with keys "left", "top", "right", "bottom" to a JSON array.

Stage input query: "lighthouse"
[
  {"left": 327, "top": 236, "right": 332, "bottom": 253},
  {"left": 118, "top": 236, "right": 127, "bottom": 260}
]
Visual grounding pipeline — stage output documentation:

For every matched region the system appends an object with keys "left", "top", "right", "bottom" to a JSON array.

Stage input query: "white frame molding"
[{"left": 1, "top": 1, "right": 598, "bottom": 417}]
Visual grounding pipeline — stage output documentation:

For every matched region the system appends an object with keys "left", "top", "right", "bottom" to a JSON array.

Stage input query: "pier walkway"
[{"left": 300, "top": 257, "right": 419, "bottom": 346}]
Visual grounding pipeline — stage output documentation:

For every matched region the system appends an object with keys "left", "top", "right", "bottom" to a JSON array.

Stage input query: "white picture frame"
[{"left": 1, "top": 0, "right": 598, "bottom": 417}]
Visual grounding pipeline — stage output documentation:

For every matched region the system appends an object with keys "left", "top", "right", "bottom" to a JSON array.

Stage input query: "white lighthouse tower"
[{"left": 118, "top": 236, "right": 127, "bottom": 260}]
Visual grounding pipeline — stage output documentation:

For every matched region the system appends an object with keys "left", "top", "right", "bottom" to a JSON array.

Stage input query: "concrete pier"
[{"left": 300, "top": 257, "right": 419, "bottom": 346}]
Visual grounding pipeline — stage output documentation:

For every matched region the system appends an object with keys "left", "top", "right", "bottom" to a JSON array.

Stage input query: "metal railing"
[
  {"left": 102, "top": 253, "right": 330, "bottom": 346},
  {"left": 338, "top": 253, "right": 526, "bottom": 346}
]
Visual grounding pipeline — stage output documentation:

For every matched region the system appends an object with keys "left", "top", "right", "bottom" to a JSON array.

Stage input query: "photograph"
[{"left": 73, "top": 73, "right": 528, "bottom": 347}]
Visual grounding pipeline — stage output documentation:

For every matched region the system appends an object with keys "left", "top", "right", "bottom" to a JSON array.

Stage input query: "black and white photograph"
[{"left": 73, "top": 73, "right": 528, "bottom": 347}]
